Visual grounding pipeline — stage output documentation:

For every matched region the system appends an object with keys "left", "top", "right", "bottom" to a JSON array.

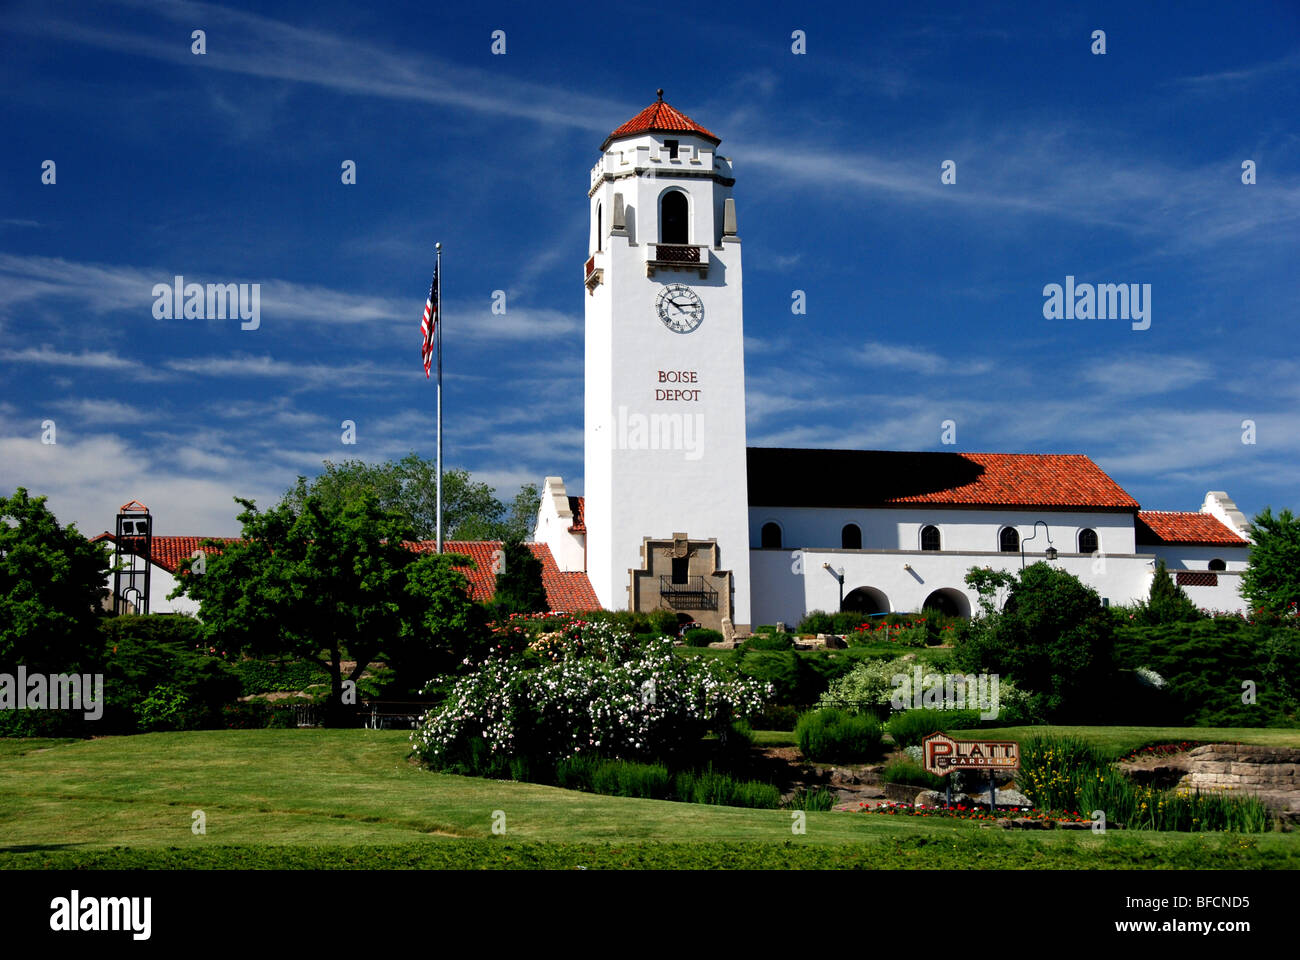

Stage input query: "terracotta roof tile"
[
  {"left": 601, "top": 95, "right": 720, "bottom": 151},
  {"left": 567, "top": 495, "right": 585, "bottom": 533},
  {"left": 747, "top": 449, "right": 1140, "bottom": 512},
  {"left": 90, "top": 532, "right": 235, "bottom": 573},
  {"left": 1135, "top": 512, "right": 1249, "bottom": 546},
  {"left": 92, "top": 533, "right": 601, "bottom": 612},
  {"left": 408, "top": 540, "right": 600, "bottom": 611}
]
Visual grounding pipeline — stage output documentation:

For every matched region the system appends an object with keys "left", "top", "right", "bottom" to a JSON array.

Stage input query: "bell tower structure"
[{"left": 582, "top": 92, "right": 751, "bottom": 630}]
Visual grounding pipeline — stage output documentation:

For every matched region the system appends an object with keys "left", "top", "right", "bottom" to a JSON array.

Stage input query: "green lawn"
[
  {"left": 0, "top": 729, "right": 1296, "bottom": 869},
  {"left": 964, "top": 726, "right": 1300, "bottom": 759},
  {"left": 756, "top": 724, "right": 1300, "bottom": 753}
]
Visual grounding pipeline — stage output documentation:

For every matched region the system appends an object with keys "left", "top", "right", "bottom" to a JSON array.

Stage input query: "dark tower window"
[
  {"left": 841, "top": 523, "right": 861, "bottom": 549},
  {"left": 595, "top": 202, "right": 602, "bottom": 252},
  {"left": 671, "top": 555, "right": 689, "bottom": 583},
  {"left": 1208, "top": 558, "right": 1227, "bottom": 571},
  {"left": 920, "top": 525, "right": 941, "bottom": 551},
  {"left": 660, "top": 190, "right": 688, "bottom": 244},
  {"left": 760, "top": 522, "right": 782, "bottom": 549},
  {"left": 664, "top": 139, "right": 679, "bottom": 159},
  {"left": 1079, "top": 528, "right": 1099, "bottom": 554},
  {"left": 999, "top": 527, "right": 1019, "bottom": 552}
]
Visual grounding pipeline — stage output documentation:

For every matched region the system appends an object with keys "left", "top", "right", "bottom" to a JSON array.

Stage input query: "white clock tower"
[{"left": 581, "top": 92, "right": 752, "bottom": 631}]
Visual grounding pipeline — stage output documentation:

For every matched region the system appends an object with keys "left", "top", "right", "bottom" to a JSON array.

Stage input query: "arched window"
[
  {"left": 760, "top": 522, "right": 782, "bottom": 549},
  {"left": 1208, "top": 558, "right": 1227, "bottom": 571},
  {"left": 999, "top": 527, "right": 1019, "bottom": 553},
  {"left": 595, "top": 202, "right": 602, "bottom": 252},
  {"left": 1078, "top": 528, "right": 1099, "bottom": 554},
  {"left": 920, "top": 525, "right": 941, "bottom": 551},
  {"left": 660, "top": 190, "right": 688, "bottom": 244},
  {"left": 841, "top": 523, "right": 861, "bottom": 549}
]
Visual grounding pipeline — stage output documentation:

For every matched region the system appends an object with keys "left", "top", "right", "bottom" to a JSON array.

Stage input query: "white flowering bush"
[{"left": 410, "top": 619, "right": 770, "bottom": 771}]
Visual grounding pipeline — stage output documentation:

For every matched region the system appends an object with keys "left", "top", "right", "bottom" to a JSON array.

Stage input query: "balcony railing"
[
  {"left": 659, "top": 575, "right": 719, "bottom": 610},
  {"left": 646, "top": 244, "right": 708, "bottom": 278},
  {"left": 653, "top": 244, "right": 701, "bottom": 263}
]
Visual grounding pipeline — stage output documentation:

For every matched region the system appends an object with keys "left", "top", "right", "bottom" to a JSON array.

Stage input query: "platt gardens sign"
[{"left": 921, "top": 732, "right": 1021, "bottom": 811}]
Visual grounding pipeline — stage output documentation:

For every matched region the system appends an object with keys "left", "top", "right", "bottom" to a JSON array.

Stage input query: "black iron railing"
[
  {"left": 652, "top": 243, "right": 701, "bottom": 263},
  {"left": 659, "top": 575, "right": 719, "bottom": 610}
]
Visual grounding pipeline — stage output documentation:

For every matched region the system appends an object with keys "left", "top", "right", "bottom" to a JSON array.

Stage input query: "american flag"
[{"left": 420, "top": 267, "right": 438, "bottom": 378}]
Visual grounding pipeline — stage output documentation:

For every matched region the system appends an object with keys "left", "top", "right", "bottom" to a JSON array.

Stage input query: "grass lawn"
[
  {"left": 755, "top": 724, "right": 1300, "bottom": 753},
  {"left": 1, "top": 729, "right": 1296, "bottom": 869},
  {"left": 964, "top": 726, "right": 1300, "bottom": 759}
]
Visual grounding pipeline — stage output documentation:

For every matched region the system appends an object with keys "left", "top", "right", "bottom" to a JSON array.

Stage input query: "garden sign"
[
  {"left": 921, "top": 732, "right": 1021, "bottom": 811},
  {"left": 921, "top": 732, "right": 1020, "bottom": 774}
]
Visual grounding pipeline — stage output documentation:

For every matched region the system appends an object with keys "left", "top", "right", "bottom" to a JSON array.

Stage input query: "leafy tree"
[
  {"left": 173, "top": 493, "right": 464, "bottom": 724},
  {"left": 955, "top": 562, "right": 1117, "bottom": 722},
  {"left": 0, "top": 487, "right": 110, "bottom": 675},
  {"left": 98, "top": 615, "right": 241, "bottom": 733},
  {"left": 964, "top": 566, "right": 1017, "bottom": 616},
  {"left": 395, "top": 552, "right": 491, "bottom": 692},
  {"left": 489, "top": 537, "right": 549, "bottom": 619},
  {"left": 282, "top": 452, "right": 540, "bottom": 542},
  {"left": 1241, "top": 507, "right": 1300, "bottom": 619}
]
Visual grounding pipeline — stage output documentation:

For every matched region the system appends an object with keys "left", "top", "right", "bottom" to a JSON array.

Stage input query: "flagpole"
[{"left": 435, "top": 242, "right": 443, "bottom": 555}]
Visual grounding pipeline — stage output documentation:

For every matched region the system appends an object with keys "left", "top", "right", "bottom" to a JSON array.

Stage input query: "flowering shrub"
[
  {"left": 410, "top": 619, "right": 770, "bottom": 771},
  {"left": 851, "top": 619, "right": 928, "bottom": 647},
  {"left": 817, "top": 656, "right": 915, "bottom": 709},
  {"left": 1119, "top": 740, "right": 1209, "bottom": 762}
]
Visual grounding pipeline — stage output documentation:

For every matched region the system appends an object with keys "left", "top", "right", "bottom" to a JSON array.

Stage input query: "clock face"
[{"left": 656, "top": 283, "right": 704, "bottom": 334}]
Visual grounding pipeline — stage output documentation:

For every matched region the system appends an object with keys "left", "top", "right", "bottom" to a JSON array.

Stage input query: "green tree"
[
  {"left": 489, "top": 537, "right": 549, "bottom": 619},
  {"left": 396, "top": 552, "right": 491, "bottom": 691},
  {"left": 282, "top": 452, "right": 539, "bottom": 542},
  {"left": 1135, "top": 559, "right": 1202, "bottom": 624},
  {"left": 955, "top": 562, "right": 1117, "bottom": 722},
  {"left": 1241, "top": 507, "right": 1300, "bottom": 619},
  {"left": 0, "top": 487, "right": 110, "bottom": 674},
  {"left": 964, "top": 566, "right": 1017, "bottom": 616},
  {"left": 173, "top": 493, "right": 458, "bottom": 724}
]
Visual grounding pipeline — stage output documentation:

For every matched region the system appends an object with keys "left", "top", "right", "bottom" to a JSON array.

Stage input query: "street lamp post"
[
  {"left": 822, "top": 562, "right": 845, "bottom": 610},
  {"left": 1021, "top": 521, "right": 1058, "bottom": 569}
]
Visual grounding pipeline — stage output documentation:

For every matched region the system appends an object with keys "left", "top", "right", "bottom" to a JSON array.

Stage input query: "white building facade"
[{"left": 537, "top": 97, "right": 1254, "bottom": 631}]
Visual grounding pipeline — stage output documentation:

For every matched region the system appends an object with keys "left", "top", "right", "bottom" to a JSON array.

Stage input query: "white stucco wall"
[
  {"left": 750, "top": 505, "right": 1137, "bottom": 556},
  {"left": 1144, "top": 544, "right": 1249, "bottom": 571},
  {"left": 534, "top": 476, "right": 586, "bottom": 573}
]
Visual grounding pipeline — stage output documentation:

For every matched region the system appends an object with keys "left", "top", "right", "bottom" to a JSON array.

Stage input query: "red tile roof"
[
  {"left": 92, "top": 533, "right": 601, "bottom": 612},
  {"left": 1136, "top": 512, "right": 1249, "bottom": 546},
  {"left": 407, "top": 541, "right": 600, "bottom": 611},
  {"left": 747, "top": 449, "right": 1140, "bottom": 512},
  {"left": 601, "top": 94, "right": 720, "bottom": 151},
  {"left": 90, "top": 533, "right": 235, "bottom": 572},
  {"left": 567, "top": 495, "right": 586, "bottom": 533}
]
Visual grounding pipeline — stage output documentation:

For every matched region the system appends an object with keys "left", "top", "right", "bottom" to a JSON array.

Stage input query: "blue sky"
[{"left": 2, "top": 0, "right": 1297, "bottom": 537}]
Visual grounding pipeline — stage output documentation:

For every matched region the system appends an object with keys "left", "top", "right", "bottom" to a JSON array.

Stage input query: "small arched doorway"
[
  {"left": 843, "top": 586, "right": 890, "bottom": 616},
  {"left": 922, "top": 588, "right": 971, "bottom": 619}
]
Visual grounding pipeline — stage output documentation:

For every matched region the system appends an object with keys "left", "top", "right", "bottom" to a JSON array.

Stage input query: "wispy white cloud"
[
  {"left": 14, "top": 0, "right": 620, "bottom": 134},
  {"left": 1167, "top": 48, "right": 1300, "bottom": 93},
  {"left": 0, "top": 345, "right": 167, "bottom": 378},
  {"left": 1080, "top": 357, "right": 1214, "bottom": 397}
]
